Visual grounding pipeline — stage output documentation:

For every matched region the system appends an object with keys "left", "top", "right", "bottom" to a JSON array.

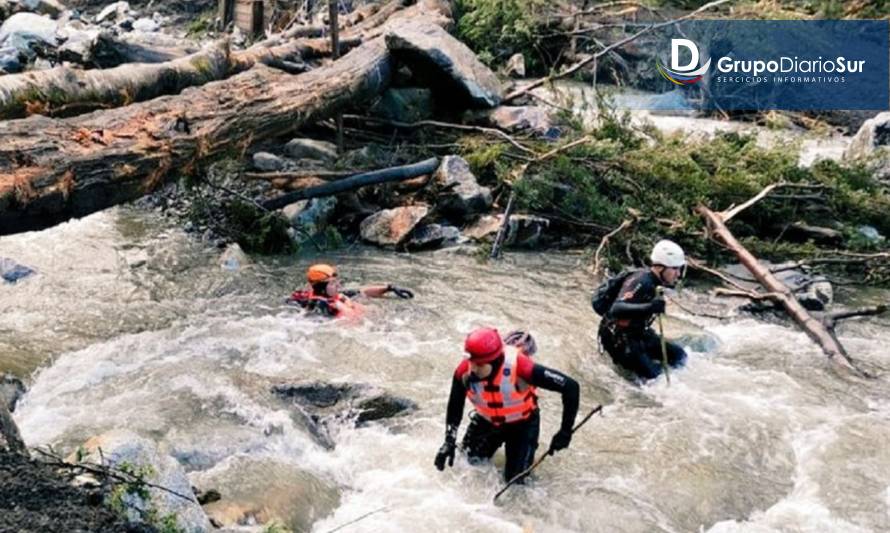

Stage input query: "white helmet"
[{"left": 650, "top": 239, "right": 686, "bottom": 267}]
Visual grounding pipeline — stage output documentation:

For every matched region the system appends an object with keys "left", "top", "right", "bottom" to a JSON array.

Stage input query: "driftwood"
[
  {"left": 697, "top": 205, "right": 870, "bottom": 376},
  {"left": 0, "top": 0, "right": 451, "bottom": 235},
  {"left": 263, "top": 157, "right": 439, "bottom": 210},
  {"left": 0, "top": 403, "right": 26, "bottom": 455}
]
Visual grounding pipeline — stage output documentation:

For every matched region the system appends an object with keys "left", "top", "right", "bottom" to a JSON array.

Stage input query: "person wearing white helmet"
[{"left": 596, "top": 239, "right": 688, "bottom": 381}]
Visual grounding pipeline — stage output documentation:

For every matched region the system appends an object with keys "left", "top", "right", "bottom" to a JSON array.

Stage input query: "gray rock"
[
  {"left": 359, "top": 205, "right": 429, "bottom": 246},
  {"left": 844, "top": 111, "right": 890, "bottom": 180},
  {"left": 95, "top": 1, "right": 131, "bottom": 23},
  {"left": 406, "top": 223, "right": 460, "bottom": 250},
  {"left": 219, "top": 243, "right": 250, "bottom": 271},
  {"left": 0, "top": 374, "right": 26, "bottom": 413},
  {"left": 504, "top": 52, "right": 525, "bottom": 77},
  {"left": 386, "top": 21, "right": 503, "bottom": 108},
  {"left": 132, "top": 17, "right": 159, "bottom": 32},
  {"left": 0, "top": 12, "right": 59, "bottom": 51},
  {"left": 462, "top": 214, "right": 549, "bottom": 248},
  {"left": 252, "top": 151, "right": 285, "bottom": 171},
  {"left": 283, "top": 138, "right": 338, "bottom": 161},
  {"left": 0, "top": 257, "right": 35, "bottom": 283},
  {"left": 371, "top": 87, "right": 433, "bottom": 123},
  {"left": 487, "top": 106, "right": 558, "bottom": 138},
  {"left": 858, "top": 225, "right": 885, "bottom": 243},
  {"left": 78, "top": 430, "right": 211, "bottom": 532},
  {"left": 434, "top": 156, "right": 492, "bottom": 219},
  {"left": 13, "top": 0, "right": 65, "bottom": 16},
  {"left": 57, "top": 27, "right": 102, "bottom": 64},
  {"left": 273, "top": 382, "right": 417, "bottom": 428},
  {"left": 721, "top": 262, "right": 834, "bottom": 311},
  {"left": 282, "top": 197, "right": 337, "bottom": 239},
  {"left": 0, "top": 45, "right": 23, "bottom": 73}
]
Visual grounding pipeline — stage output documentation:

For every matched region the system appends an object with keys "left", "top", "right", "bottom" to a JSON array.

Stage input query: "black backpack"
[{"left": 591, "top": 271, "right": 633, "bottom": 316}]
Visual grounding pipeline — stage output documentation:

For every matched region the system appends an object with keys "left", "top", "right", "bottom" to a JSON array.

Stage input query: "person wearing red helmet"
[
  {"left": 287, "top": 263, "right": 414, "bottom": 318},
  {"left": 434, "top": 327, "right": 580, "bottom": 482}
]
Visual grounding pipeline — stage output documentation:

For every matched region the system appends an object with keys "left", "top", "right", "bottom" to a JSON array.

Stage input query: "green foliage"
[
  {"left": 186, "top": 11, "right": 215, "bottom": 37},
  {"left": 262, "top": 522, "right": 294, "bottom": 533},
  {"left": 455, "top": 0, "right": 545, "bottom": 70},
  {"left": 225, "top": 200, "right": 295, "bottom": 255}
]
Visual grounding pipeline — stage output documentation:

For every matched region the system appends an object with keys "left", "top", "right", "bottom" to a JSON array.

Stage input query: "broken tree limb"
[
  {"left": 825, "top": 305, "right": 888, "bottom": 328},
  {"left": 697, "top": 205, "right": 869, "bottom": 377},
  {"left": 489, "top": 191, "right": 516, "bottom": 260},
  {"left": 592, "top": 217, "right": 635, "bottom": 277},
  {"left": 504, "top": 0, "right": 730, "bottom": 103},
  {"left": 262, "top": 157, "right": 439, "bottom": 210}
]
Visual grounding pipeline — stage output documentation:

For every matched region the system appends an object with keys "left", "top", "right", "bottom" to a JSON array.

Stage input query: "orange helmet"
[
  {"left": 464, "top": 327, "right": 504, "bottom": 363},
  {"left": 307, "top": 264, "right": 337, "bottom": 284}
]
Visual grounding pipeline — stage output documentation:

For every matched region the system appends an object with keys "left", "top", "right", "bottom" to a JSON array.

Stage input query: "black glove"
[
  {"left": 503, "top": 330, "right": 537, "bottom": 356},
  {"left": 548, "top": 428, "right": 572, "bottom": 455},
  {"left": 649, "top": 298, "right": 666, "bottom": 315},
  {"left": 434, "top": 439, "right": 456, "bottom": 471},
  {"left": 387, "top": 285, "right": 414, "bottom": 299}
]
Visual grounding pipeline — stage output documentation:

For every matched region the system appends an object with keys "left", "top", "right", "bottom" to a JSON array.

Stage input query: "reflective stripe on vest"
[{"left": 466, "top": 347, "right": 537, "bottom": 426}]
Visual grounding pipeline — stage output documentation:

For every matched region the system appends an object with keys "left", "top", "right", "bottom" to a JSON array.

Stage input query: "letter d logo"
[{"left": 671, "top": 39, "right": 699, "bottom": 72}]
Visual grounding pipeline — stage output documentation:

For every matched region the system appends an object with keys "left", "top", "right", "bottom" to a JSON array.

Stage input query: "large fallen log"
[
  {"left": 697, "top": 205, "right": 870, "bottom": 376},
  {"left": 0, "top": 31, "right": 363, "bottom": 119},
  {"left": 0, "top": 0, "right": 450, "bottom": 235}
]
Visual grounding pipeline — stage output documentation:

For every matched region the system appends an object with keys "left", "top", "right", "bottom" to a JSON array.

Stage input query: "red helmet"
[{"left": 464, "top": 327, "right": 504, "bottom": 363}]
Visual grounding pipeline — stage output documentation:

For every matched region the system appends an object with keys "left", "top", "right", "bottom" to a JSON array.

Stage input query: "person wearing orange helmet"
[
  {"left": 434, "top": 327, "right": 579, "bottom": 483},
  {"left": 287, "top": 263, "right": 414, "bottom": 318}
]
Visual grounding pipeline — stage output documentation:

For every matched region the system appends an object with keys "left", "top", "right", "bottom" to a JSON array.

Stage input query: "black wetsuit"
[
  {"left": 444, "top": 356, "right": 579, "bottom": 482},
  {"left": 598, "top": 270, "right": 687, "bottom": 380}
]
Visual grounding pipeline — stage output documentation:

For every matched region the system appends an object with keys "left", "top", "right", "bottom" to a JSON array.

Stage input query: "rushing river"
[{"left": 2, "top": 207, "right": 889, "bottom": 532}]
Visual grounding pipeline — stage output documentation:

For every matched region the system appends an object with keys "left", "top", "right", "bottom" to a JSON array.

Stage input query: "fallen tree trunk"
[
  {"left": 697, "top": 205, "right": 869, "bottom": 376},
  {"left": 0, "top": 34, "right": 362, "bottom": 119},
  {"left": 262, "top": 157, "right": 439, "bottom": 209},
  {"left": 0, "top": 0, "right": 450, "bottom": 235}
]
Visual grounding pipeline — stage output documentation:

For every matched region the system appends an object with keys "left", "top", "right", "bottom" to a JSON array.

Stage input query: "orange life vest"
[
  {"left": 465, "top": 347, "right": 537, "bottom": 426},
  {"left": 289, "top": 290, "right": 362, "bottom": 319}
]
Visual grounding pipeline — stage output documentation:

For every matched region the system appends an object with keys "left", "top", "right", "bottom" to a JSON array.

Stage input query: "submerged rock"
[
  {"left": 77, "top": 429, "right": 211, "bottom": 532},
  {"left": 360, "top": 205, "right": 429, "bottom": 246},
  {"left": 219, "top": 243, "right": 250, "bottom": 271},
  {"left": 282, "top": 197, "right": 337, "bottom": 239},
  {"left": 193, "top": 456, "right": 339, "bottom": 532},
  {"left": 272, "top": 382, "right": 417, "bottom": 448},
  {"left": 0, "top": 257, "right": 35, "bottom": 283}
]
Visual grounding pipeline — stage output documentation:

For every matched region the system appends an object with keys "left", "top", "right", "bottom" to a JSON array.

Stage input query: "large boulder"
[
  {"left": 8, "top": 0, "right": 65, "bottom": 16},
  {"left": 0, "top": 257, "right": 35, "bottom": 283},
  {"left": 284, "top": 138, "right": 337, "bottom": 162},
  {"left": 193, "top": 456, "right": 339, "bottom": 532},
  {"left": 219, "top": 243, "right": 250, "bottom": 272},
  {"left": 359, "top": 205, "right": 429, "bottom": 246},
  {"left": 433, "top": 156, "right": 492, "bottom": 219},
  {"left": 273, "top": 382, "right": 417, "bottom": 424},
  {"left": 95, "top": 1, "right": 132, "bottom": 24},
  {"left": 844, "top": 111, "right": 890, "bottom": 181},
  {"left": 78, "top": 430, "right": 211, "bottom": 532},
  {"left": 386, "top": 21, "right": 502, "bottom": 109},
  {"left": 371, "top": 87, "right": 433, "bottom": 123}
]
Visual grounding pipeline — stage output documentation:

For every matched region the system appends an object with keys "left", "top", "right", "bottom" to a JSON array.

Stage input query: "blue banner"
[{"left": 646, "top": 20, "right": 889, "bottom": 111}]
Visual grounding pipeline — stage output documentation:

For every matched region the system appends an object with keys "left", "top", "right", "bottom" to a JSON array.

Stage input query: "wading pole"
[
  {"left": 493, "top": 404, "right": 604, "bottom": 502},
  {"left": 656, "top": 286, "right": 671, "bottom": 386}
]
